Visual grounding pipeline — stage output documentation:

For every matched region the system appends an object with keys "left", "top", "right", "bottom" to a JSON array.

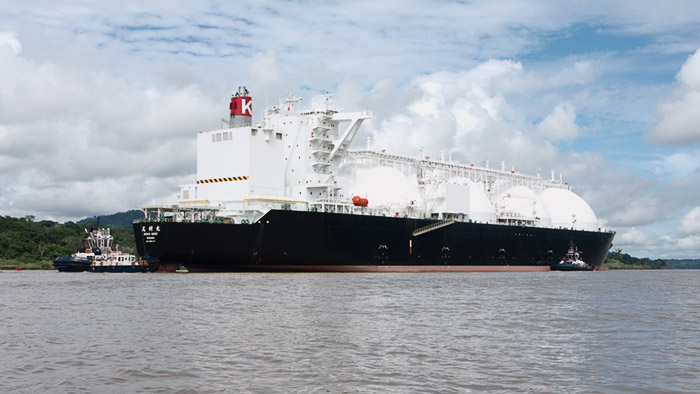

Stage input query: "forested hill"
[
  {"left": 604, "top": 250, "right": 699, "bottom": 269},
  {"left": 604, "top": 250, "right": 668, "bottom": 269},
  {"left": 664, "top": 259, "right": 700, "bottom": 269},
  {"left": 77, "top": 210, "right": 144, "bottom": 228}
]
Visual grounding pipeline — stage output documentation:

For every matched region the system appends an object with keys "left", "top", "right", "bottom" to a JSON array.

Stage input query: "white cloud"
[
  {"left": 0, "top": 35, "right": 224, "bottom": 220},
  {"left": 647, "top": 48, "right": 700, "bottom": 145},
  {"left": 679, "top": 206, "right": 700, "bottom": 235},
  {"left": 0, "top": 30, "right": 22, "bottom": 54},
  {"left": 678, "top": 49, "right": 700, "bottom": 89},
  {"left": 616, "top": 227, "right": 654, "bottom": 246},
  {"left": 548, "top": 60, "right": 597, "bottom": 87},
  {"left": 537, "top": 102, "right": 580, "bottom": 143},
  {"left": 676, "top": 234, "right": 700, "bottom": 250},
  {"left": 246, "top": 50, "right": 298, "bottom": 110},
  {"left": 370, "top": 60, "right": 526, "bottom": 158},
  {"left": 652, "top": 151, "right": 700, "bottom": 179},
  {"left": 3, "top": 173, "right": 187, "bottom": 222},
  {"left": 614, "top": 226, "right": 700, "bottom": 259}
]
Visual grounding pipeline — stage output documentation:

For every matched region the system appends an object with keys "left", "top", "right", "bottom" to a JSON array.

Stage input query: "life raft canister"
[{"left": 352, "top": 196, "right": 369, "bottom": 207}]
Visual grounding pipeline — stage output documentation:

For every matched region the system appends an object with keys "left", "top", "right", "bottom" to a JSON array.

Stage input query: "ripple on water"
[{"left": 1, "top": 270, "right": 699, "bottom": 392}]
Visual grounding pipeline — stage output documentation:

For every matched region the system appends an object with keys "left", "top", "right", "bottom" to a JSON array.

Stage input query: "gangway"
[{"left": 412, "top": 218, "right": 457, "bottom": 236}]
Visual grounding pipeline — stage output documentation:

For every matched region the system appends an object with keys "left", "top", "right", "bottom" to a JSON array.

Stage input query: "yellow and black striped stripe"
[{"left": 197, "top": 176, "right": 249, "bottom": 184}]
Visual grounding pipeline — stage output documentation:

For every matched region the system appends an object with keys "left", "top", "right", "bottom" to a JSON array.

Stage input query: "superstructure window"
[
  {"left": 276, "top": 133, "right": 282, "bottom": 140},
  {"left": 216, "top": 133, "right": 222, "bottom": 142},
  {"left": 251, "top": 129, "right": 258, "bottom": 136}
]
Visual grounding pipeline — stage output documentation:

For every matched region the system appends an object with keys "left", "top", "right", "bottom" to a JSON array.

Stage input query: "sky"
[{"left": 1, "top": 0, "right": 699, "bottom": 259}]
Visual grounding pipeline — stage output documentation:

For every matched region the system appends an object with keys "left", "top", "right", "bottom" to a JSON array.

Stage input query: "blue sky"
[{"left": 1, "top": 0, "right": 700, "bottom": 258}]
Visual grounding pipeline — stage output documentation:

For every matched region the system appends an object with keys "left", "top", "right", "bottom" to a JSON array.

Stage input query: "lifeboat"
[{"left": 352, "top": 196, "right": 369, "bottom": 207}]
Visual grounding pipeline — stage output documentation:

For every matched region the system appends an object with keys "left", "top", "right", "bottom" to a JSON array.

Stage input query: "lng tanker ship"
[{"left": 133, "top": 87, "right": 614, "bottom": 272}]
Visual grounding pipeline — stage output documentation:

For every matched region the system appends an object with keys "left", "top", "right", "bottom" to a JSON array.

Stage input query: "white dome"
[
  {"left": 540, "top": 188, "right": 598, "bottom": 230},
  {"left": 498, "top": 186, "right": 551, "bottom": 225},
  {"left": 348, "top": 166, "right": 421, "bottom": 207}
]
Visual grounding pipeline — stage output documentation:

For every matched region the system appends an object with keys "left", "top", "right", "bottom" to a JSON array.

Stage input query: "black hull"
[
  {"left": 53, "top": 256, "right": 91, "bottom": 272},
  {"left": 133, "top": 210, "right": 615, "bottom": 272}
]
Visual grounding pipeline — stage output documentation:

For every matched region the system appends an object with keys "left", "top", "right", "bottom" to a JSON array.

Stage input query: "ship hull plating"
[{"left": 134, "top": 210, "right": 614, "bottom": 272}]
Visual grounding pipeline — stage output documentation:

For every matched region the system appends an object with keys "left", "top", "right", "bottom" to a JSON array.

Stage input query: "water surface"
[{"left": 1, "top": 270, "right": 698, "bottom": 392}]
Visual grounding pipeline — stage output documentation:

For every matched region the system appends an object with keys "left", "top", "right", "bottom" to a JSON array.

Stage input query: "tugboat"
[
  {"left": 84, "top": 227, "right": 154, "bottom": 273},
  {"left": 90, "top": 251, "right": 150, "bottom": 273},
  {"left": 55, "top": 224, "right": 156, "bottom": 273},
  {"left": 550, "top": 243, "right": 593, "bottom": 271}
]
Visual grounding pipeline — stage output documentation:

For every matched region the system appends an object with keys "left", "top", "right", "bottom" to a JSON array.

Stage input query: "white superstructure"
[{"left": 140, "top": 87, "right": 603, "bottom": 232}]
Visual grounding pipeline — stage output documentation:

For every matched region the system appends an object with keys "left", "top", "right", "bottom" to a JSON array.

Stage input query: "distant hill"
[
  {"left": 604, "top": 251, "right": 700, "bottom": 270},
  {"left": 604, "top": 250, "right": 668, "bottom": 269},
  {"left": 77, "top": 210, "right": 144, "bottom": 229},
  {"left": 664, "top": 259, "right": 700, "bottom": 269}
]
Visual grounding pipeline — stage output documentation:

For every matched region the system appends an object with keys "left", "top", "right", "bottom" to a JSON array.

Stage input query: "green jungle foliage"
[
  {"left": 603, "top": 249, "right": 668, "bottom": 269},
  {"left": 664, "top": 259, "right": 700, "bottom": 269},
  {"left": 0, "top": 215, "right": 137, "bottom": 269}
]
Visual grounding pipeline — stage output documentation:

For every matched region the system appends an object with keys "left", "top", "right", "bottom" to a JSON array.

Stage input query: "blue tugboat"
[{"left": 550, "top": 244, "right": 593, "bottom": 271}]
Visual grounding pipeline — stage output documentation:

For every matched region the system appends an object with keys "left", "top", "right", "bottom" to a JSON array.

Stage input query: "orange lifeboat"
[{"left": 352, "top": 196, "right": 369, "bottom": 207}]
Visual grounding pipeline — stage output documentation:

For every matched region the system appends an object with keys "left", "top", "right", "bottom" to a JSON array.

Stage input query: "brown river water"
[{"left": 1, "top": 270, "right": 699, "bottom": 393}]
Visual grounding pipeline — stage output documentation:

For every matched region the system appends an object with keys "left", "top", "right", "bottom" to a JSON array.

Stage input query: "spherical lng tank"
[
  {"left": 539, "top": 188, "right": 598, "bottom": 230},
  {"left": 498, "top": 185, "right": 552, "bottom": 227}
]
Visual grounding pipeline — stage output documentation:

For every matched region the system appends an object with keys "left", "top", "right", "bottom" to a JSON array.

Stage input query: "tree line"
[{"left": 604, "top": 249, "right": 668, "bottom": 269}]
